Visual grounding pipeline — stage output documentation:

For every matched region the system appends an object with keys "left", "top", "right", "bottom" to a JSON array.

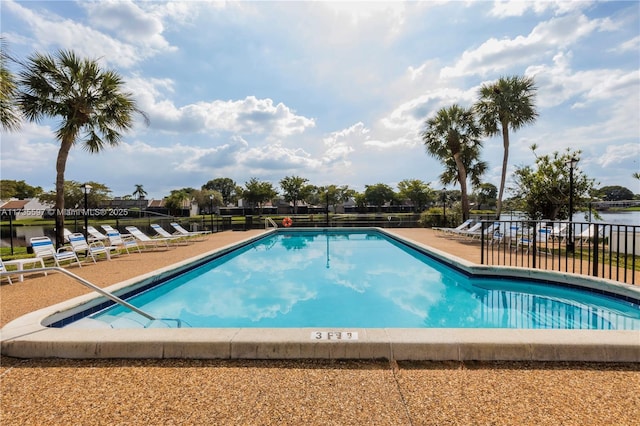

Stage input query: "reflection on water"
[{"left": 92, "top": 230, "right": 640, "bottom": 330}]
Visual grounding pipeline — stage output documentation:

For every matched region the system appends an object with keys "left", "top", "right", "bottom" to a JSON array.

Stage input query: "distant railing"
[{"left": 478, "top": 220, "right": 639, "bottom": 285}]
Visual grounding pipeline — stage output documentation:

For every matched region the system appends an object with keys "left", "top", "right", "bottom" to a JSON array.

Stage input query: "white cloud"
[{"left": 441, "top": 13, "right": 608, "bottom": 78}]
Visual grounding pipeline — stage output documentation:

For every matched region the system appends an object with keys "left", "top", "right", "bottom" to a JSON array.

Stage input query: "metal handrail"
[
  {"left": 0, "top": 267, "right": 156, "bottom": 320},
  {"left": 265, "top": 217, "right": 278, "bottom": 229}
]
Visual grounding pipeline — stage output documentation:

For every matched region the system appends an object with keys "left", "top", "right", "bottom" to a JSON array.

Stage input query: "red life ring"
[{"left": 282, "top": 217, "right": 293, "bottom": 227}]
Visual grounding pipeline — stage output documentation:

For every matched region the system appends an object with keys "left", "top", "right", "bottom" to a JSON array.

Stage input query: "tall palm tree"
[
  {"left": 0, "top": 38, "right": 20, "bottom": 131},
  {"left": 18, "top": 50, "right": 147, "bottom": 247},
  {"left": 422, "top": 104, "right": 483, "bottom": 221},
  {"left": 475, "top": 75, "right": 538, "bottom": 219},
  {"left": 132, "top": 184, "right": 148, "bottom": 218}
]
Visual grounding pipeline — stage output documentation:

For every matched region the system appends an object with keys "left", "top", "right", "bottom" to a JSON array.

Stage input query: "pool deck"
[{"left": 1, "top": 229, "right": 639, "bottom": 424}]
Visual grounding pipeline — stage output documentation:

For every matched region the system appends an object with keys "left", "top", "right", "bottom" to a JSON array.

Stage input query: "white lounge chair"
[
  {"left": 516, "top": 226, "right": 552, "bottom": 254},
  {"left": 102, "top": 227, "right": 141, "bottom": 254},
  {"left": 30, "top": 236, "right": 82, "bottom": 268},
  {"left": 434, "top": 219, "right": 474, "bottom": 234},
  {"left": 450, "top": 222, "right": 482, "bottom": 237},
  {"left": 68, "top": 233, "right": 117, "bottom": 263},
  {"left": 125, "top": 226, "right": 174, "bottom": 249},
  {"left": 577, "top": 224, "right": 604, "bottom": 245},
  {"left": 150, "top": 224, "right": 190, "bottom": 244},
  {"left": 170, "top": 222, "right": 210, "bottom": 241},
  {"left": 87, "top": 225, "right": 109, "bottom": 242}
]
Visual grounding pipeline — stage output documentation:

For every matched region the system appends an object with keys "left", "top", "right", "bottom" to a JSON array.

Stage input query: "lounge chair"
[
  {"left": 68, "top": 233, "right": 117, "bottom": 263},
  {"left": 465, "top": 222, "right": 501, "bottom": 240},
  {"left": 30, "top": 236, "right": 82, "bottom": 268},
  {"left": 550, "top": 223, "right": 568, "bottom": 242},
  {"left": 577, "top": 224, "right": 604, "bottom": 245},
  {"left": 516, "top": 226, "right": 552, "bottom": 254},
  {"left": 150, "top": 224, "right": 190, "bottom": 245},
  {"left": 0, "top": 256, "right": 47, "bottom": 284},
  {"left": 170, "top": 222, "right": 210, "bottom": 241},
  {"left": 125, "top": 226, "right": 175, "bottom": 249},
  {"left": 87, "top": 226, "right": 109, "bottom": 242},
  {"left": 450, "top": 222, "right": 484, "bottom": 238},
  {"left": 434, "top": 219, "right": 474, "bottom": 234},
  {"left": 102, "top": 227, "right": 142, "bottom": 254}
]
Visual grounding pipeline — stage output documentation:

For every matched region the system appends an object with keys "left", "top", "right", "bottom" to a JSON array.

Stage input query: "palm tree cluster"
[{"left": 422, "top": 75, "right": 538, "bottom": 221}]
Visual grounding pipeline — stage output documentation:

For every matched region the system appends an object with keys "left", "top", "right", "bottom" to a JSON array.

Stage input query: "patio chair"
[
  {"left": 103, "top": 227, "right": 142, "bottom": 254},
  {"left": 577, "top": 224, "right": 604, "bottom": 245},
  {"left": 87, "top": 226, "right": 109, "bottom": 242},
  {"left": 433, "top": 219, "right": 474, "bottom": 234},
  {"left": 150, "top": 224, "right": 190, "bottom": 245},
  {"left": 125, "top": 226, "right": 175, "bottom": 249},
  {"left": 170, "top": 222, "right": 210, "bottom": 241},
  {"left": 550, "top": 223, "right": 568, "bottom": 242},
  {"left": 0, "top": 256, "right": 47, "bottom": 284},
  {"left": 516, "top": 226, "right": 553, "bottom": 254},
  {"left": 30, "top": 236, "right": 82, "bottom": 268},
  {"left": 67, "top": 233, "right": 117, "bottom": 263},
  {"left": 450, "top": 222, "right": 482, "bottom": 237}
]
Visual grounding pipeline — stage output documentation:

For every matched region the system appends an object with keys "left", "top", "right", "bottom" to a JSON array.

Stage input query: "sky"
[{"left": 1, "top": 0, "right": 639, "bottom": 201}]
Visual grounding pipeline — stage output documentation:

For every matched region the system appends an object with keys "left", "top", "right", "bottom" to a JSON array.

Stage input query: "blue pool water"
[{"left": 90, "top": 230, "right": 640, "bottom": 329}]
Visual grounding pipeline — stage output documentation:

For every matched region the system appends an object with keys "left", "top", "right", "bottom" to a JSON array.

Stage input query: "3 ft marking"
[{"left": 311, "top": 331, "right": 358, "bottom": 340}]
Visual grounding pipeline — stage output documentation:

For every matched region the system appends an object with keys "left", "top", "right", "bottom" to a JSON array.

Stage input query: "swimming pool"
[
  {"left": 89, "top": 230, "right": 640, "bottom": 330},
  {"left": 3, "top": 228, "right": 639, "bottom": 361}
]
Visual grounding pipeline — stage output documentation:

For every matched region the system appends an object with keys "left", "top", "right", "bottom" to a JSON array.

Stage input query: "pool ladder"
[{"left": 0, "top": 267, "right": 156, "bottom": 321}]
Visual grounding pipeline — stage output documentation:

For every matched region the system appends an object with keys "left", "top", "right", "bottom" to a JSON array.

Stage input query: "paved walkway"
[{"left": 1, "top": 229, "right": 639, "bottom": 425}]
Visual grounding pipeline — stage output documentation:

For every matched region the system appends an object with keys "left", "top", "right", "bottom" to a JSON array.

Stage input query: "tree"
[
  {"left": 595, "top": 186, "right": 634, "bottom": 201},
  {"left": 17, "top": 50, "right": 147, "bottom": 247},
  {"left": 241, "top": 178, "right": 277, "bottom": 213},
  {"left": 191, "top": 189, "right": 223, "bottom": 214},
  {"left": 633, "top": 172, "right": 640, "bottom": 180},
  {"left": 364, "top": 183, "right": 396, "bottom": 211},
  {"left": 397, "top": 179, "right": 433, "bottom": 212},
  {"left": 202, "top": 178, "right": 238, "bottom": 206},
  {"left": 422, "top": 104, "right": 483, "bottom": 221},
  {"left": 165, "top": 190, "right": 190, "bottom": 216},
  {"left": 132, "top": 184, "right": 147, "bottom": 218},
  {"left": 475, "top": 75, "right": 538, "bottom": 219},
  {"left": 510, "top": 147, "right": 595, "bottom": 220},
  {"left": 39, "top": 180, "right": 111, "bottom": 210},
  {"left": 0, "top": 38, "right": 20, "bottom": 131},
  {"left": 475, "top": 183, "right": 497, "bottom": 210},
  {"left": 0, "top": 179, "right": 43, "bottom": 199},
  {"left": 280, "top": 176, "right": 311, "bottom": 214}
]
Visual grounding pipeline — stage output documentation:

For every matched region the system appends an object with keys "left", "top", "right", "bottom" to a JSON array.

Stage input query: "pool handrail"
[
  {"left": 0, "top": 267, "right": 156, "bottom": 321},
  {"left": 265, "top": 217, "right": 278, "bottom": 229}
]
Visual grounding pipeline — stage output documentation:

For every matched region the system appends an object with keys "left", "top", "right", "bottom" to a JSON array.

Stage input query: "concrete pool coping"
[{"left": 2, "top": 228, "right": 639, "bottom": 361}]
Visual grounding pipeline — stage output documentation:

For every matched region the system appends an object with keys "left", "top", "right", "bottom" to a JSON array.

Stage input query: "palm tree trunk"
[
  {"left": 54, "top": 137, "right": 74, "bottom": 248},
  {"left": 495, "top": 124, "right": 510, "bottom": 219},
  {"left": 454, "top": 153, "right": 470, "bottom": 221}
]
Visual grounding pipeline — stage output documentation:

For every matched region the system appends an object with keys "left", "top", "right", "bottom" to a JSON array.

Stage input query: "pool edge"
[{"left": 2, "top": 227, "right": 639, "bottom": 362}]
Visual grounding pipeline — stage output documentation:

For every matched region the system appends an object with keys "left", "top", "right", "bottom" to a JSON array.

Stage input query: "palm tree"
[
  {"left": 17, "top": 50, "right": 147, "bottom": 247},
  {"left": 422, "top": 104, "right": 483, "bottom": 221},
  {"left": 0, "top": 38, "right": 20, "bottom": 131},
  {"left": 475, "top": 75, "right": 538, "bottom": 219},
  {"left": 132, "top": 184, "right": 148, "bottom": 218},
  {"left": 633, "top": 172, "right": 640, "bottom": 180}
]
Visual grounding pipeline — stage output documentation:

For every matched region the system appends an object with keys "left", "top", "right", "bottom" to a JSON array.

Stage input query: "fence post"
[
  {"left": 592, "top": 223, "right": 599, "bottom": 277},
  {"left": 480, "top": 221, "right": 485, "bottom": 264},
  {"left": 532, "top": 226, "right": 537, "bottom": 269}
]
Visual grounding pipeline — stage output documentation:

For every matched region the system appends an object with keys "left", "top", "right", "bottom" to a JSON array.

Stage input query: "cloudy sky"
[{"left": 1, "top": 0, "right": 639, "bottom": 200}]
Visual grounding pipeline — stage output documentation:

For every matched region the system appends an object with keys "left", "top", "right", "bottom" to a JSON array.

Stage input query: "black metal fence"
[{"left": 477, "top": 220, "right": 639, "bottom": 285}]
